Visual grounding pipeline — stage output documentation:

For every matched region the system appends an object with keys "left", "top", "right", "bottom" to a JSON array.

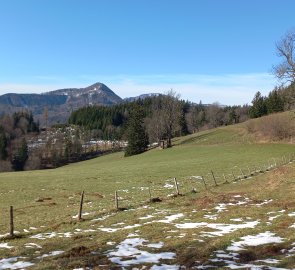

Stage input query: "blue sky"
[{"left": 0, "top": 0, "right": 294, "bottom": 104}]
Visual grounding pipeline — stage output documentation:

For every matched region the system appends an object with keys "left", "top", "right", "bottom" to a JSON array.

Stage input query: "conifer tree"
[
  {"left": 249, "top": 91, "right": 267, "bottom": 118},
  {"left": 11, "top": 138, "right": 28, "bottom": 171},
  {"left": 266, "top": 90, "right": 284, "bottom": 114},
  {"left": 0, "top": 129, "right": 8, "bottom": 160},
  {"left": 124, "top": 105, "right": 148, "bottom": 157}
]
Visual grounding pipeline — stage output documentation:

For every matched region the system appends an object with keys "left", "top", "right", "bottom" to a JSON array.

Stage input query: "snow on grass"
[
  {"left": 227, "top": 231, "right": 284, "bottom": 251},
  {"left": 99, "top": 223, "right": 142, "bottom": 233},
  {"left": 203, "top": 214, "right": 218, "bottom": 220},
  {"left": 37, "top": 250, "right": 64, "bottom": 259},
  {"left": 0, "top": 243, "right": 14, "bottom": 249},
  {"left": 123, "top": 224, "right": 141, "bottom": 229},
  {"left": 268, "top": 215, "right": 282, "bottom": 221},
  {"left": 139, "top": 215, "right": 154, "bottom": 220},
  {"left": 164, "top": 183, "right": 174, "bottom": 189},
  {"left": 24, "top": 243, "right": 42, "bottom": 249},
  {"left": 150, "top": 264, "right": 180, "bottom": 270},
  {"left": 157, "top": 213, "right": 184, "bottom": 223},
  {"left": 230, "top": 218, "right": 243, "bottom": 222},
  {"left": 255, "top": 258, "right": 281, "bottom": 264},
  {"left": 30, "top": 232, "right": 73, "bottom": 239},
  {"left": 252, "top": 199, "right": 273, "bottom": 206},
  {"left": 72, "top": 212, "right": 90, "bottom": 219},
  {"left": 175, "top": 221, "right": 259, "bottom": 237},
  {"left": 91, "top": 213, "right": 115, "bottom": 221},
  {"left": 0, "top": 257, "right": 34, "bottom": 269},
  {"left": 191, "top": 176, "right": 203, "bottom": 181},
  {"left": 107, "top": 237, "right": 176, "bottom": 267},
  {"left": 288, "top": 212, "right": 295, "bottom": 217},
  {"left": 99, "top": 228, "right": 120, "bottom": 233},
  {"left": 214, "top": 199, "right": 248, "bottom": 213}
]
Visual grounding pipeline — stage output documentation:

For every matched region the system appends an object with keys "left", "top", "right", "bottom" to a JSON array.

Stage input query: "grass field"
[{"left": 0, "top": 121, "right": 295, "bottom": 269}]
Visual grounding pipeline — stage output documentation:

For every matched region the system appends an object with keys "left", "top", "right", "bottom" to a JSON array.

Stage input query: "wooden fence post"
[
  {"left": 247, "top": 166, "right": 251, "bottom": 175},
  {"left": 115, "top": 191, "right": 119, "bottom": 210},
  {"left": 201, "top": 176, "right": 208, "bottom": 190},
  {"left": 78, "top": 190, "right": 84, "bottom": 221},
  {"left": 232, "top": 170, "right": 236, "bottom": 181},
  {"left": 240, "top": 168, "right": 246, "bottom": 178},
  {"left": 9, "top": 206, "right": 14, "bottom": 237},
  {"left": 223, "top": 173, "right": 229, "bottom": 184},
  {"left": 211, "top": 170, "right": 218, "bottom": 186},
  {"left": 148, "top": 187, "right": 152, "bottom": 202},
  {"left": 174, "top": 177, "right": 180, "bottom": 195}
]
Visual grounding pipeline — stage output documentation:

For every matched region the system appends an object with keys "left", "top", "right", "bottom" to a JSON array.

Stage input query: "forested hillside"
[{"left": 68, "top": 93, "right": 250, "bottom": 143}]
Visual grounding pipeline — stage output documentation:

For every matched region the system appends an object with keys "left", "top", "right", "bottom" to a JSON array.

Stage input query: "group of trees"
[
  {"left": 69, "top": 91, "right": 250, "bottom": 156},
  {"left": 0, "top": 111, "right": 39, "bottom": 171}
]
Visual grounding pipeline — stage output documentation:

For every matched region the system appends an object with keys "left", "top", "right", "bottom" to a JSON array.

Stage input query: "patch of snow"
[
  {"left": 37, "top": 250, "right": 64, "bottom": 259},
  {"left": 288, "top": 212, "right": 295, "bottom": 217},
  {"left": 146, "top": 242, "right": 164, "bottom": 248},
  {"left": 31, "top": 232, "right": 73, "bottom": 239},
  {"left": 256, "top": 258, "right": 281, "bottom": 264},
  {"left": 230, "top": 218, "right": 243, "bottom": 222},
  {"left": 107, "top": 237, "right": 175, "bottom": 267},
  {"left": 128, "top": 233, "right": 139, "bottom": 238},
  {"left": 139, "top": 215, "right": 154, "bottom": 220},
  {"left": 150, "top": 264, "right": 180, "bottom": 270},
  {"left": 204, "top": 214, "right": 218, "bottom": 220},
  {"left": 175, "top": 221, "right": 259, "bottom": 237},
  {"left": 0, "top": 243, "right": 13, "bottom": 249},
  {"left": 158, "top": 213, "right": 184, "bottom": 223},
  {"left": 164, "top": 183, "right": 174, "bottom": 189},
  {"left": 99, "top": 228, "right": 119, "bottom": 233},
  {"left": 123, "top": 224, "right": 141, "bottom": 229},
  {"left": 72, "top": 212, "right": 90, "bottom": 219},
  {"left": 253, "top": 199, "right": 273, "bottom": 206},
  {"left": 92, "top": 213, "right": 114, "bottom": 221},
  {"left": 24, "top": 243, "right": 42, "bottom": 249},
  {"left": 0, "top": 257, "right": 34, "bottom": 269},
  {"left": 191, "top": 176, "right": 203, "bottom": 180},
  {"left": 227, "top": 231, "right": 284, "bottom": 251}
]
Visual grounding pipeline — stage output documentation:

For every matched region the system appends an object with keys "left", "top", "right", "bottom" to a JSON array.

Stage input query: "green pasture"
[{"left": 0, "top": 124, "right": 295, "bottom": 269}]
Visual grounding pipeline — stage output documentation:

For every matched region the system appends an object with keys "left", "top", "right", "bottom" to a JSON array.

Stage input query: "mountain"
[
  {"left": 124, "top": 93, "right": 160, "bottom": 102},
  {"left": 0, "top": 83, "right": 123, "bottom": 125}
]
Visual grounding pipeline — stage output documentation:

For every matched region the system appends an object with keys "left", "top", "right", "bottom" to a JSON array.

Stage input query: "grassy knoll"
[{"left": 0, "top": 123, "right": 295, "bottom": 269}]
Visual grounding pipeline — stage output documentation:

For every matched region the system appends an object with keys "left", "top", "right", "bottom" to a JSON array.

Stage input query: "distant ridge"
[
  {"left": 0, "top": 83, "right": 170, "bottom": 125},
  {"left": 124, "top": 93, "right": 160, "bottom": 102},
  {"left": 0, "top": 82, "right": 123, "bottom": 124}
]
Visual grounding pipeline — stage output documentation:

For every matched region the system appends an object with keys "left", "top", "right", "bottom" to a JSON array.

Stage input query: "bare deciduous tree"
[{"left": 273, "top": 29, "right": 295, "bottom": 84}]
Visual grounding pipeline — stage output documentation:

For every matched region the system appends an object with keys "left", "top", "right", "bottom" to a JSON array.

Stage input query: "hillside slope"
[{"left": 0, "top": 124, "right": 295, "bottom": 269}]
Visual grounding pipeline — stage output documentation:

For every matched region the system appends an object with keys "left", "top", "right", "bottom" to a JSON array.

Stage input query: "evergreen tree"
[
  {"left": 0, "top": 129, "right": 8, "bottom": 160},
  {"left": 249, "top": 91, "right": 267, "bottom": 118},
  {"left": 124, "top": 105, "right": 148, "bottom": 157},
  {"left": 266, "top": 90, "right": 284, "bottom": 114},
  {"left": 11, "top": 138, "right": 28, "bottom": 171}
]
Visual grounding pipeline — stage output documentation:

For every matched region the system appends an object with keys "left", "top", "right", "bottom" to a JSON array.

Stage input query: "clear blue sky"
[{"left": 0, "top": 0, "right": 294, "bottom": 104}]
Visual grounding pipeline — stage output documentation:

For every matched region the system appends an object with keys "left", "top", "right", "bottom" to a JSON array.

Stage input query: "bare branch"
[{"left": 273, "top": 29, "right": 295, "bottom": 85}]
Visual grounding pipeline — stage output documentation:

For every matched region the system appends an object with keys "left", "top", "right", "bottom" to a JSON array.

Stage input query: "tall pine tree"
[
  {"left": 249, "top": 91, "right": 267, "bottom": 118},
  {"left": 11, "top": 138, "right": 28, "bottom": 171},
  {"left": 124, "top": 105, "right": 148, "bottom": 157}
]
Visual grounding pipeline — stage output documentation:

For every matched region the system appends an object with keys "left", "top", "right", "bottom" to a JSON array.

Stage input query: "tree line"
[
  {"left": 0, "top": 111, "right": 39, "bottom": 171},
  {"left": 249, "top": 83, "right": 295, "bottom": 119},
  {"left": 68, "top": 91, "right": 250, "bottom": 156}
]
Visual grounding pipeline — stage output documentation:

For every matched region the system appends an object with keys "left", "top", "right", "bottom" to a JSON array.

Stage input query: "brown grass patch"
[{"left": 69, "top": 246, "right": 90, "bottom": 257}]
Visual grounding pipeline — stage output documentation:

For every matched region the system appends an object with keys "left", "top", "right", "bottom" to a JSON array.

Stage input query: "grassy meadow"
[{"left": 0, "top": 120, "right": 295, "bottom": 269}]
